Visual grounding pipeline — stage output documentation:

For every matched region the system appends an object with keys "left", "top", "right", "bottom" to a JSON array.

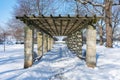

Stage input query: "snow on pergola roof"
[{"left": 16, "top": 14, "right": 102, "bottom": 36}]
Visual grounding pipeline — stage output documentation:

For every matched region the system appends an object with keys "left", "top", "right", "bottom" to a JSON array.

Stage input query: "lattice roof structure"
[{"left": 16, "top": 14, "right": 102, "bottom": 36}]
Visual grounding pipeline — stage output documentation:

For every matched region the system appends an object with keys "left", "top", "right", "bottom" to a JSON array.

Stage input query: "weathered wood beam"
[
  {"left": 67, "top": 20, "right": 87, "bottom": 35},
  {"left": 16, "top": 15, "right": 103, "bottom": 37},
  {"left": 37, "top": 20, "right": 53, "bottom": 34},
  {"left": 24, "top": 26, "right": 34, "bottom": 68},
  {"left": 44, "top": 19, "right": 56, "bottom": 35},
  {"left": 16, "top": 15, "right": 103, "bottom": 21},
  {"left": 63, "top": 22, "right": 70, "bottom": 35},
  {"left": 41, "top": 15, "right": 57, "bottom": 35},
  {"left": 65, "top": 20, "right": 78, "bottom": 35},
  {"left": 17, "top": 16, "right": 53, "bottom": 37},
  {"left": 67, "top": 20, "right": 82, "bottom": 35},
  {"left": 50, "top": 15, "right": 59, "bottom": 35},
  {"left": 32, "top": 20, "right": 53, "bottom": 36},
  {"left": 63, "top": 15, "right": 71, "bottom": 35}
]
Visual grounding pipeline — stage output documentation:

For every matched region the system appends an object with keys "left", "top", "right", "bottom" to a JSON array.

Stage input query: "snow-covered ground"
[{"left": 0, "top": 43, "right": 120, "bottom": 80}]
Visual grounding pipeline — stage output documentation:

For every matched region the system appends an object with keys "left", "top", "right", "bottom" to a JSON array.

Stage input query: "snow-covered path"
[
  {"left": 14, "top": 44, "right": 85, "bottom": 80},
  {"left": 0, "top": 44, "right": 120, "bottom": 80}
]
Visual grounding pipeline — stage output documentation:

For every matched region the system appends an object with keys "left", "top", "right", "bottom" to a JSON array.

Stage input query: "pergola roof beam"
[
  {"left": 65, "top": 20, "right": 78, "bottom": 35},
  {"left": 16, "top": 14, "right": 103, "bottom": 36}
]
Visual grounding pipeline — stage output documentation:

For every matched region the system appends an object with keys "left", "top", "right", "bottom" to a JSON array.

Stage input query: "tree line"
[{"left": 0, "top": 0, "right": 120, "bottom": 47}]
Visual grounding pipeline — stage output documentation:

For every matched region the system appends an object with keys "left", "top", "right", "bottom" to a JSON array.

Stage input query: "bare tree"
[
  {"left": 112, "top": 6, "right": 120, "bottom": 36},
  {"left": 95, "top": 8, "right": 105, "bottom": 45},
  {"left": 14, "top": 0, "right": 54, "bottom": 16},
  {"left": 75, "top": 0, "right": 120, "bottom": 47},
  {"left": 113, "top": 27, "right": 120, "bottom": 41},
  {"left": 7, "top": 0, "right": 57, "bottom": 44},
  {"left": 7, "top": 18, "right": 24, "bottom": 42},
  {"left": 75, "top": 0, "right": 104, "bottom": 45}
]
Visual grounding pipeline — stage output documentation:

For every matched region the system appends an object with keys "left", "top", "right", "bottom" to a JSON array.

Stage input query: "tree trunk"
[
  {"left": 105, "top": 0, "right": 113, "bottom": 47},
  {"left": 86, "top": 25, "right": 96, "bottom": 68},
  {"left": 24, "top": 26, "right": 34, "bottom": 68},
  {"left": 99, "top": 25, "right": 103, "bottom": 45}
]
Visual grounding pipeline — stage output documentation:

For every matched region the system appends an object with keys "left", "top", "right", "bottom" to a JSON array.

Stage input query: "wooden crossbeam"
[
  {"left": 63, "top": 20, "right": 70, "bottom": 35},
  {"left": 44, "top": 19, "right": 56, "bottom": 35},
  {"left": 67, "top": 20, "right": 85, "bottom": 35},
  {"left": 37, "top": 20, "right": 53, "bottom": 34},
  {"left": 31, "top": 20, "right": 53, "bottom": 37},
  {"left": 70, "top": 22, "right": 87, "bottom": 35},
  {"left": 63, "top": 14, "right": 71, "bottom": 35},
  {"left": 17, "top": 16, "right": 102, "bottom": 21},
  {"left": 65, "top": 19, "right": 78, "bottom": 35},
  {"left": 16, "top": 14, "right": 103, "bottom": 36},
  {"left": 60, "top": 20, "right": 62, "bottom": 35},
  {"left": 50, "top": 15, "right": 59, "bottom": 35},
  {"left": 41, "top": 15, "right": 56, "bottom": 35}
]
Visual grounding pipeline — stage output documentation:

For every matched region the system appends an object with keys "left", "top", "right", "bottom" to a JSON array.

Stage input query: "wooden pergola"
[
  {"left": 16, "top": 14, "right": 102, "bottom": 68},
  {"left": 16, "top": 15, "right": 99, "bottom": 36}
]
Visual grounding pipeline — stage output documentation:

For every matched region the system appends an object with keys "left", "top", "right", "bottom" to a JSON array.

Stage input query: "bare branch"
[
  {"left": 84, "top": 5, "right": 95, "bottom": 15},
  {"left": 93, "top": 7, "right": 103, "bottom": 15},
  {"left": 113, "top": 0, "right": 120, "bottom": 6},
  {"left": 113, "top": 3, "right": 120, "bottom": 5},
  {"left": 75, "top": 0, "right": 105, "bottom": 7}
]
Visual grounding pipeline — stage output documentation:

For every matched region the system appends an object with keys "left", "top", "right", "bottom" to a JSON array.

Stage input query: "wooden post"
[
  {"left": 43, "top": 34, "right": 47, "bottom": 53},
  {"left": 37, "top": 31, "right": 42, "bottom": 58},
  {"left": 86, "top": 25, "right": 96, "bottom": 68},
  {"left": 48, "top": 36, "right": 51, "bottom": 51},
  {"left": 24, "top": 26, "right": 34, "bottom": 68},
  {"left": 46, "top": 35, "right": 48, "bottom": 51},
  {"left": 50, "top": 38, "right": 53, "bottom": 50}
]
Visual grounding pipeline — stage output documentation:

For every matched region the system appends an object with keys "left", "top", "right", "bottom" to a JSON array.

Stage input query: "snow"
[{"left": 0, "top": 43, "right": 120, "bottom": 80}]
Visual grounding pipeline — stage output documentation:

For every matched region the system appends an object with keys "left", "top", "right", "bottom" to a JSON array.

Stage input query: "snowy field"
[{"left": 0, "top": 43, "right": 120, "bottom": 80}]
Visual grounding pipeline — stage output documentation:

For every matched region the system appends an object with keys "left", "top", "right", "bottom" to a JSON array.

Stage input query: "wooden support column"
[
  {"left": 24, "top": 26, "right": 34, "bottom": 68},
  {"left": 48, "top": 36, "right": 52, "bottom": 50},
  {"left": 86, "top": 25, "right": 96, "bottom": 68},
  {"left": 47, "top": 36, "right": 50, "bottom": 51},
  {"left": 37, "top": 31, "right": 43, "bottom": 59},
  {"left": 46, "top": 35, "right": 48, "bottom": 51},
  {"left": 76, "top": 31, "right": 82, "bottom": 57},
  {"left": 43, "top": 34, "right": 47, "bottom": 53},
  {"left": 50, "top": 38, "right": 53, "bottom": 50}
]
